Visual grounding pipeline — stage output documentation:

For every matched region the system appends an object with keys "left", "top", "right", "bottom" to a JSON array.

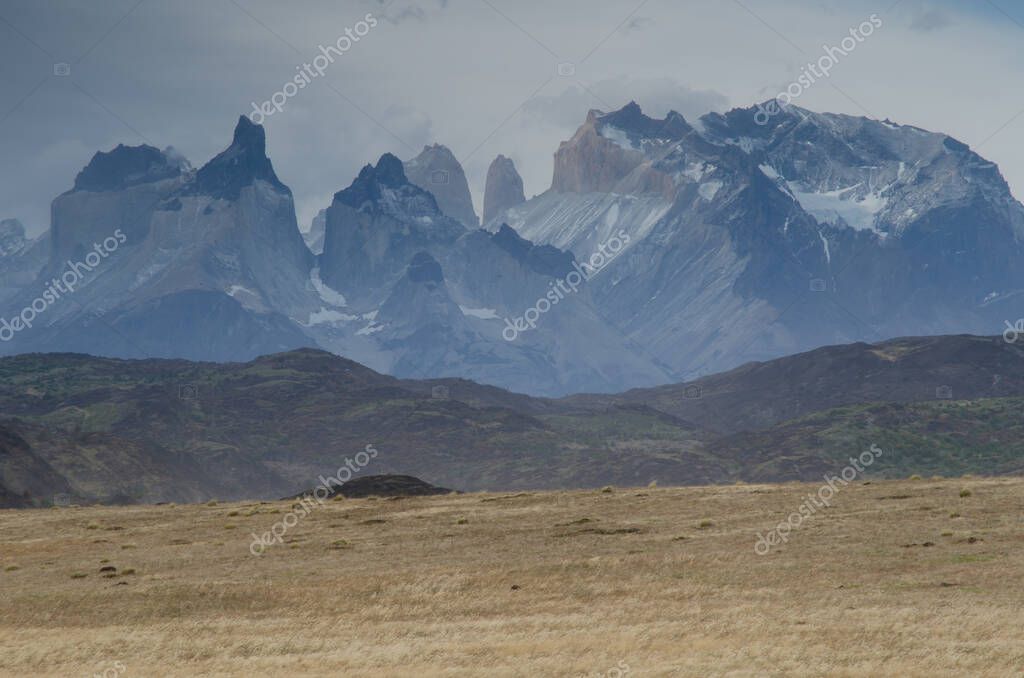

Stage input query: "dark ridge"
[
  {"left": 491, "top": 224, "right": 575, "bottom": 278},
  {"left": 73, "top": 144, "right": 182, "bottom": 192},
  {"left": 600, "top": 101, "right": 691, "bottom": 140}
]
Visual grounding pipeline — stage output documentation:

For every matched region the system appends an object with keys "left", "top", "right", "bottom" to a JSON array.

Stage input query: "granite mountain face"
[
  {"left": 0, "top": 117, "right": 316, "bottom": 361},
  {"left": 403, "top": 144, "right": 479, "bottom": 228},
  {"left": 313, "top": 153, "right": 666, "bottom": 394},
  {"left": 495, "top": 101, "right": 1024, "bottom": 379},
  {"left": 482, "top": 154, "right": 526, "bottom": 225},
  {"left": 1, "top": 102, "right": 1021, "bottom": 395}
]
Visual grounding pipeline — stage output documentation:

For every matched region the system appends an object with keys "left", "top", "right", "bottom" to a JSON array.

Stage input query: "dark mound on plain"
[
  {"left": 334, "top": 474, "right": 455, "bottom": 498},
  {"left": 287, "top": 474, "right": 456, "bottom": 500}
]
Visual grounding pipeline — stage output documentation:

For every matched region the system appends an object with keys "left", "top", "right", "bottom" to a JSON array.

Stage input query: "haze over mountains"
[{"left": 1, "top": 100, "right": 1021, "bottom": 396}]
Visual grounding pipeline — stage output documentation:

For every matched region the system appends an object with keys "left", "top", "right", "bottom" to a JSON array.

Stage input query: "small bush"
[
  {"left": 70, "top": 572, "right": 87, "bottom": 579},
  {"left": 600, "top": 486, "right": 614, "bottom": 494},
  {"left": 959, "top": 489, "right": 972, "bottom": 498},
  {"left": 4, "top": 565, "right": 19, "bottom": 572},
  {"left": 697, "top": 520, "right": 714, "bottom": 529}
]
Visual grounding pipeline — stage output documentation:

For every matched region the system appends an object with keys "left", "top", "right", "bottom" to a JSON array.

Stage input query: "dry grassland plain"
[{"left": 1, "top": 477, "right": 1023, "bottom": 676}]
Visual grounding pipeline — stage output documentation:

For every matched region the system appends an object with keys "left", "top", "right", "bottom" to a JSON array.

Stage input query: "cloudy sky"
[{"left": 1, "top": 0, "right": 1023, "bottom": 235}]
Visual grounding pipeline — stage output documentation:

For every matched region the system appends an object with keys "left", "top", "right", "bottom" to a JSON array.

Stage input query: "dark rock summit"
[
  {"left": 333, "top": 153, "right": 424, "bottom": 212},
  {"left": 185, "top": 116, "right": 287, "bottom": 199}
]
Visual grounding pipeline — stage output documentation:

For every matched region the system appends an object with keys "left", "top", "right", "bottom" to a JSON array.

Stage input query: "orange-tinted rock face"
[
  {"left": 551, "top": 110, "right": 676, "bottom": 200},
  {"left": 552, "top": 113, "right": 644, "bottom": 194}
]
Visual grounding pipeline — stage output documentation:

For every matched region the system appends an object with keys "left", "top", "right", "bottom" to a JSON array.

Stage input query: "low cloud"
[{"left": 522, "top": 77, "right": 730, "bottom": 129}]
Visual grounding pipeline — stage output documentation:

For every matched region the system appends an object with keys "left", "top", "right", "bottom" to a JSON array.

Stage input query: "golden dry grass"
[{"left": 1, "top": 477, "right": 1024, "bottom": 676}]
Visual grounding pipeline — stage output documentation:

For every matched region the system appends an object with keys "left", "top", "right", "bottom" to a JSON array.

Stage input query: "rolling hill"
[{"left": 1, "top": 334, "right": 1022, "bottom": 506}]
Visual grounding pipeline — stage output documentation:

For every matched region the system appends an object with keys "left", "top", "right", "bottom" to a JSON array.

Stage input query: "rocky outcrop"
[
  {"left": 404, "top": 144, "right": 479, "bottom": 227},
  {"left": 482, "top": 155, "right": 526, "bottom": 224}
]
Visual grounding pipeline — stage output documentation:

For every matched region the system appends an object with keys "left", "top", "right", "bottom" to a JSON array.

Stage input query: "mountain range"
[{"left": 1, "top": 101, "right": 1021, "bottom": 396}]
